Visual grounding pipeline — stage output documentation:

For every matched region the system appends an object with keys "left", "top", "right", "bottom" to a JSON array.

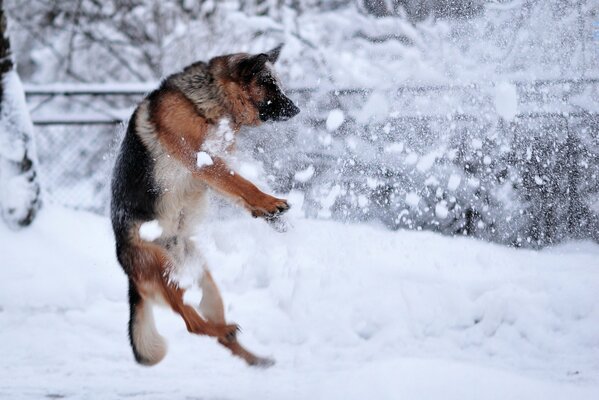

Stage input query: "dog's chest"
[
  {"left": 201, "top": 118, "right": 236, "bottom": 157},
  {"left": 151, "top": 118, "right": 235, "bottom": 235}
]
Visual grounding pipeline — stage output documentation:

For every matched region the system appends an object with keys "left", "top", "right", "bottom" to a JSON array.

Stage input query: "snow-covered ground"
[{"left": 1, "top": 205, "right": 599, "bottom": 399}]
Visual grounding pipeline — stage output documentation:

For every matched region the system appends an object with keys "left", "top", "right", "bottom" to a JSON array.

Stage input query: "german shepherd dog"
[{"left": 110, "top": 45, "right": 299, "bottom": 367}]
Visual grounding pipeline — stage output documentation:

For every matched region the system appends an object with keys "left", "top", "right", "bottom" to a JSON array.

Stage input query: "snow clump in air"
[
  {"left": 448, "top": 174, "right": 461, "bottom": 191},
  {"left": 435, "top": 201, "right": 449, "bottom": 219},
  {"left": 494, "top": 82, "right": 518, "bottom": 121},
  {"left": 406, "top": 192, "right": 420, "bottom": 207},
  {"left": 139, "top": 220, "right": 163, "bottom": 241},
  {"left": 326, "top": 109, "right": 345, "bottom": 131},
  {"left": 294, "top": 165, "right": 315, "bottom": 183},
  {"left": 196, "top": 151, "right": 214, "bottom": 168}
]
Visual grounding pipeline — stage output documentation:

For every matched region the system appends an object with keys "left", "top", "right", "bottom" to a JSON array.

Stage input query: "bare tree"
[{"left": 0, "top": 0, "right": 41, "bottom": 228}]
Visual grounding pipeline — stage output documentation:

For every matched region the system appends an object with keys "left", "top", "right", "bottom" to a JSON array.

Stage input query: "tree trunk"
[{"left": 0, "top": 0, "right": 41, "bottom": 228}]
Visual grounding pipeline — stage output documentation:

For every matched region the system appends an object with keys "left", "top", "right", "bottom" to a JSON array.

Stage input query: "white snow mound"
[{"left": 1, "top": 205, "right": 598, "bottom": 399}]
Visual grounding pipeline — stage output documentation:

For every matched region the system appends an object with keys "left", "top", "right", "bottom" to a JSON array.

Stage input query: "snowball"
[
  {"left": 139, "top": 220, "right": 162, "bottom": 241},
  {"left": 435, "top": 201, "right": 449, "bottom": 219},
  {"left": 366, "top": 177, "right": 380, "bottom": 189},
  {"left": 494, "top": 82, "right": 518, "bottom": 121},
  {"left": 384, "top": 142, "right": 404, "bottom": 153},
  {"left": 294, "top": 165, "right": 315, "bottom": 183},
  {"left": 448, "top": 174, "right": 461, "bottom": 191},
  {"left": 326, "top": 109, "right": 345, "bottom": 131},
  {"left": 196, "top": 151, "right": 214, "bottom": 168},
  {"left": 405, "top": 192, "right": 420, "bottom": 207}
]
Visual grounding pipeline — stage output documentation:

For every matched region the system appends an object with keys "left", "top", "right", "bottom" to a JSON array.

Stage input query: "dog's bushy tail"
[{"left": 128, "top": 279, "right": 167, "bottom": 366}]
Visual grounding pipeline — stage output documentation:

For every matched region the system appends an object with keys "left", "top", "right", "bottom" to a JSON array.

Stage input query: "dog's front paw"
[{"left": 249, "top": 194, "right": 290, "bottom": 219}]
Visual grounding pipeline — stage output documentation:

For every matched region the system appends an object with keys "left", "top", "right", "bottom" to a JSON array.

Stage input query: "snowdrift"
[{"left": 1, "top": 205, "right": 598, "bottom": 399}]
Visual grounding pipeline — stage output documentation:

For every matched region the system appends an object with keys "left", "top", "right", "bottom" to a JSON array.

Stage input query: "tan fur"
[
  {"left": 217, "top": 78, "right": 261, "bottom": 127},
  {"left": 125, "top": 230, "right": 238, "bottom": 339}
]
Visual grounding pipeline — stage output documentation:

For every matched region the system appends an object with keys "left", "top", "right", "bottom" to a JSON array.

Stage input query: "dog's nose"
[{"left": 285, "top": 102, "right": 300, "bottom": 118}]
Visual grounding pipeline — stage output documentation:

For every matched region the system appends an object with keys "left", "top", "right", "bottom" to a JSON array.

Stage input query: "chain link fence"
[
  {"left": 29, "top": 79, "right": 599, "bottom": 247},
  {"left": 35, "top": 124, "right": 121, "bottom": 214}
]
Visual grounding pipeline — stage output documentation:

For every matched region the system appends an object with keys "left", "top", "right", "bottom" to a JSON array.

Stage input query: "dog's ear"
[
  {"left": 234, "top": 53, "right": 268, "bottom": 81},
  {"left": 266, "top": 43, "right": 283, "bottom": 64}
]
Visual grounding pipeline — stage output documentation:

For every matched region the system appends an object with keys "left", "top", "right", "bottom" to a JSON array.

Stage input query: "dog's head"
[{"left": 211, "top": 45, "right": 300, "bottom": 124}]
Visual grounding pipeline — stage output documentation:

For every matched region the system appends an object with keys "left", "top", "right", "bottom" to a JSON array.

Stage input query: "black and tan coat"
[{"left": 110, "top": 45, "right": 299, "bottom": 367}]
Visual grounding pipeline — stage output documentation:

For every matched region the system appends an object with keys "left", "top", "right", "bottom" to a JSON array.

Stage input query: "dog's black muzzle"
[
  {"left": 277, "top": 100, "right": 300, "bottom": 121},
  {"left": 259, "top": 96, "right": 300, "bottom": 122}
]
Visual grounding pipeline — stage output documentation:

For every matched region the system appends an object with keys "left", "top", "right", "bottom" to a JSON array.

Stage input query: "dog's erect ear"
[
  {"left": 235, "top": 53, "right": 268, "bottom": 81},
  {"left": 266, "top": 43, "right": 283, "bottom": 64}
]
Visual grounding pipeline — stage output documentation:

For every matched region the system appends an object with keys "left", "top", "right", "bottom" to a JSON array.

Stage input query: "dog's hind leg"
[
  {"left": 199, "top": 270, "right": 275, "bottom": 367},
  {"left": 125, "top": 239, "right": 238, "bottom": 364},
  {"left": 157, "top": 272, "right": 239, "bottom": 339}
]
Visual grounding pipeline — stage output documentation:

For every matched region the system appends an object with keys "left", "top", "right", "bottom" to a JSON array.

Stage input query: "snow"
[
  {"left": 435, "top": 201, "right": 449, "bottom": 219},
  {"left": 405, "top": 152, "right": 419, "bottom": 165},
  {"left": 196, "top": 151, "right": 214, "bottom": 168},
  {"left": 384, "top": 142, "right": 404, "bottom": 154},
  {"left": 0, "top": 70, "right": 41, "bottom": 228},
  {"left": 237, "top": 161, "right": 260, "bottom": 181},
  {"left": 293, "top": 165, "right": 315, "bottom": 183},
  {"left": 23, "top": 82, "right": 157, "bottom": 95},
  {"left": 1, "top": 205, "right": 598, "bottom": 399},
  {"left": 202, "top": 118, "right": 234, "bottom": 158},
  {"left": 325, "top": 109, "right": 344, "bottom": 131},
  {"left": 139, "top": 220, "right": 163, "bottom": 241},
  {"left": 356, "top": 91, "right": 390, "bottom": 123},
  {"left": 5, "top": 1, "right": 599, "bottom": 395},
  {"left": 318, "top": 184, "right": 341, "bottom": 218},
  {"left": 406, "top": 192, "right": 420, "bottom": 207},
  {"left": 534, "top": 175, "right": 545, "bottom": 186},
  {"left": 448, "top": 174, "right": 462, "bottom": 191},
  {"left": 0, "top": 72, "right": 35, "bottom": 161},
  {"left": 416, "top": 149, "right": 444, "bottom": 173},
  {"left": 494, "top": 82, "right": 519, "bottom": 121}
]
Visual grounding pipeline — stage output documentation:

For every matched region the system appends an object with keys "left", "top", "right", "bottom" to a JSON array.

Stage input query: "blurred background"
[{"left": 6, "top": 0, "right": 599, "bottom": 247}]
